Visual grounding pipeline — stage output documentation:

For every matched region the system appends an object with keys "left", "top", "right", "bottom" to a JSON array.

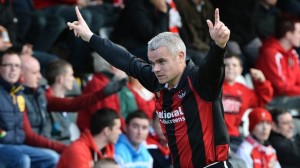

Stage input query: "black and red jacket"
[{"left": 89, "top": 35, "right": 230, "bottom": 168}]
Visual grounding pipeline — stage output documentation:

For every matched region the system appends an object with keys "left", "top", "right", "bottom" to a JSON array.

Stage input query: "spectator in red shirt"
[
  {"left": 222, "top": 53, "right": 273, "bottom": 152},
  {"left": 57, "top": 108, "right": 122, "bottom": 168},
  {"left": 256, "top": 15, "right": 300, "bottom": 110}
]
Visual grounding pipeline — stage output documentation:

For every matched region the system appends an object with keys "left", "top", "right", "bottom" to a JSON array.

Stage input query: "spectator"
[
  {"left": 254, "top": 0, "right": 281, "bottom": 41},
  {"left": 32, "top": 0, "right": 119, "bottom": 73},
  {"left": 256, "top": 15, "right": 300, "bottom": 110},
  {"left": 222, "top": 53, "right": 273, "bottom": 152},
  {"left": 115, "top": 110, "right": 153, "bottom": 168},
  {"left": 175, "top": 0, "right": 214, "bottom": 64},
  {"left": 12, "top": 0, "right": 66, "bottom": 52},
  {"left": 0, "top": 2, "right": 59, "bottom": 76},
  {"left": 236, "top": 107, "right": 281, "bottom": 168},
  {"left": 57, "top": 108, "right": 122, "bottom": 168},
  {"left": 211, "top": 0, "right": 262, "bottom": 71},
  {"left": 277, "top": 0, "right": 300, "bottom": 17},
  {"left": 269, "top": 108, "right": 300, "bottom": 167},
  {"left": 78, "top": 54, "right": 152, "bottom": 132},
  {"left": 110, "top": 0, "right": 169, "bottom": 62},
  {"left": 68, "top": 7, "right": 232, "bottom": 168},
  {"left": 94, "top": 158, "right": 119, "bottom": 168},
  {"left": 20, "top": 56, "right": 126, "bottom": 143},
  {"left": 0, "top": 50, "right": 62, "bottom": 168}
]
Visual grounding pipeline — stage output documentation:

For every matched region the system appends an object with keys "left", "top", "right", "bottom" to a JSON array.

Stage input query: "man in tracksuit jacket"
[{"left": 68, "top": 7, "right": 231, "bottom": 168}]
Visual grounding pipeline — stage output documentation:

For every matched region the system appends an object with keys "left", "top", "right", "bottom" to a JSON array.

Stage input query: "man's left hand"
[{"left": 207, "top": 8, "right": 230, "bottom": 48}]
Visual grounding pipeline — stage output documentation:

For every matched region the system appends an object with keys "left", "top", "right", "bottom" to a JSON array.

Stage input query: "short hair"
[
  {"left": 275, "top": 14, "right": 300, "bottom": 39},
  {"left": 90, "top": 108, "right": 120, "bottom": 136},
  {"left": 125, "top": 110, "right": 149, "bottom": 125},
  {"left": 0, "top": 48, "right": 20, "bottom": 64},
  {"left": 94, "top": 158, "right": 118, "bottom": 168},
  {"left": 46, "top": 59, "right": 72, "bottom": 85},
  {"left": 224, "top": 52, "right": 243, "bottom": 66},
  {"left": 269, "top": 108, "right": 290, "bottom": 125},
  {"left": 148, "top": 32, "right": 186, "bottom": 58}
]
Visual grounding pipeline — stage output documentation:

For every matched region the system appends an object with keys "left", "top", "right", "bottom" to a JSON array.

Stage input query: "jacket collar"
[{"left": 0, "top": 76, "right": 23, "bottom": 94}]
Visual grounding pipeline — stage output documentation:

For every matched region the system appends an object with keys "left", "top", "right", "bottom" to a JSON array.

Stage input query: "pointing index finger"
[
  {"left": 75, "top": 6, "right": 84, "bottom": 21},
  {"left": 214, "top": 8, "right": 220, "bottom": 25}
]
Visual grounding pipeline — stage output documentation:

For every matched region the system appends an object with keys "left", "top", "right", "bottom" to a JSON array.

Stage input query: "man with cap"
[{"left": 236, "top": 107, "right": 281, "bottom": 168}]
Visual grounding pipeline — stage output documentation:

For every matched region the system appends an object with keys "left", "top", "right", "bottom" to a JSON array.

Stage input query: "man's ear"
[
  {"left": 286, "top": 31, "right": 293, "bottom": 40},
  {"left": 103, "top": 126, "right": 111, "bottom": 136},
  {"left": 55, "top": 75, "right": 63, "bottom": 84},
  {"left": 178, "top": 51, "right": 185, "bottom": 63},
  {"left": 19, "top": 73, "right": 24, "bottom": 83}
]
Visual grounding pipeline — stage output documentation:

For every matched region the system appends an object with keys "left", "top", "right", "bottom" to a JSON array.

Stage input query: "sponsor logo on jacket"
[{"left": 156, "top": 107, "right": 185, "bottom": 124}]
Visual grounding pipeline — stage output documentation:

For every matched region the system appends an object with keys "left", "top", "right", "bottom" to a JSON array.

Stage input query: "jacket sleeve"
[
  {"left": 46, "top": 90, "right": 107, "bottom": 112},
  {"left": 257, "top": 48, "right": 300, "bottom": 96},
  {"left": 89, "top": 35, "right": 158, "bottom": 92},
  {"left": 198, "top": 43, "right": 226, "bottom": 100},
  {"left": 252, "top": 79, "right": 273, "bottom": 107},
  {"left": 23, "top": 111, "right": 67, "bottom": 154}
]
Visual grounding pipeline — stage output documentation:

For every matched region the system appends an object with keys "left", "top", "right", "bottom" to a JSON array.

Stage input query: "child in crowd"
[
  {"left": 222, "top": 53, "right": 273, "bottom": 152},
  {"left": 236, "top": 107, "right": 281, "bottom": 168}
]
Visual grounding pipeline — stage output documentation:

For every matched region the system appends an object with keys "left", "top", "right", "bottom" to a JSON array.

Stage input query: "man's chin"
[{"left": 158, "top": 79, "right": 167, "bottom": 84}]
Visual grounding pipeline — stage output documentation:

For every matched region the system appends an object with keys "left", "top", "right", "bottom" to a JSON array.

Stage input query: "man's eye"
[{"left": 159, "top": 60, "right": 165, "bottom": 64}]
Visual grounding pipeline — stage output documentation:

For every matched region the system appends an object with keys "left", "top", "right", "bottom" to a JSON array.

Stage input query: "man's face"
[
  {"left": 22, "top": 59, "right": 41, "bottom": 89},
  {"left": 288, "top": 23, "right": 300, "bottom": 47},
  {"left": 273, "top": 113, "right": 294, "bottom": 139},
  {"left": 127, "top": 118, "right": 149, "bottom": 147},
  {"left": 107, "top": 119, "right": 122, "bottom": 144},
  {"left": 224, "top": 57, "right": 242, "bottom": 84},
  {"left": 61, "top": 66, "right": 75, "bottom": 91},
  {"left": 0, "top": 54, "right": 21, "bottom": 84},
  {"left": 252, "top": 121, "right": 272, "bottom": 142},
  {"left": 148, "top": 46, "right": 184, "bottom": 88}
]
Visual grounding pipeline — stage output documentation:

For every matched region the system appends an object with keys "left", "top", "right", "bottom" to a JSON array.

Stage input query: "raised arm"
[
  {"left": 67, "top": 7, "right": 157, "bottom": 91},
  {"left": 47, "top": 79, "right": 127, "bottom": 112},
  {"left": 67, "top": 6, "right": 133, "bottom": 71},
  {"left": 198, "top": 9, "right": 230, "bottom": 100}
]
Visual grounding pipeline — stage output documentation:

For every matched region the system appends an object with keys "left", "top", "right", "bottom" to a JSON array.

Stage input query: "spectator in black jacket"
[
  {"left": 110, "top": 0, "right": 169, "bottom": 62},
  {"left": 269, "top": 108, "right": 300, "bottom": 168}
]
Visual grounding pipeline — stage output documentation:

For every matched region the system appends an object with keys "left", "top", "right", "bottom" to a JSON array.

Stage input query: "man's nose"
[{"left": 152, "top": 64, "right": 160, "bottom": 72}]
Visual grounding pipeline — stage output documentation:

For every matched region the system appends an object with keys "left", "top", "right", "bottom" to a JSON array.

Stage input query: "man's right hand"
[{"left": 67, "top": 6, "right": 93, "bottom": 42}]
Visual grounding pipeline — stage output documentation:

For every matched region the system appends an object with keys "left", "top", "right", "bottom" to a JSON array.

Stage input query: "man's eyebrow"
[{"left": 149, "top": 58, "right": 166, "bottom": 64}]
